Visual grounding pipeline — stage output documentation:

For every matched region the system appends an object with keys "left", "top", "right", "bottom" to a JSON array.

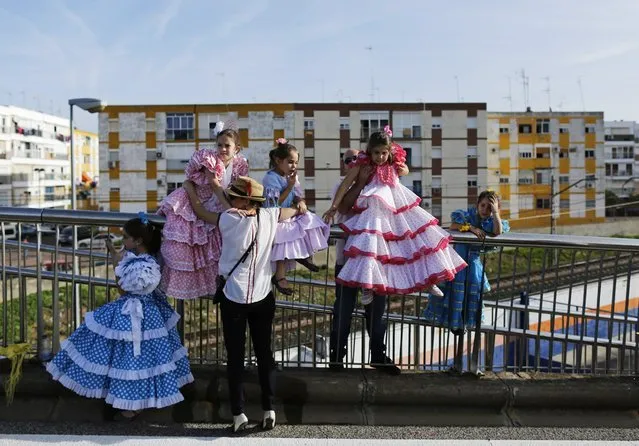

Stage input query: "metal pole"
[
  {"left": 69, "top": 105, "right": 81, "bottom": 328},
  {"left": 550, "top": 173, "right": 556, "bottom": 235}
]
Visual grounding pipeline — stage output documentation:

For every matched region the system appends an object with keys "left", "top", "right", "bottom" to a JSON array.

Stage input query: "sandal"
[
  {"left": 296, "top": 258, "right": 320, "bottom": 273},
  {"left": 271, "top": 276, "right": 294, "bottom": 295}
]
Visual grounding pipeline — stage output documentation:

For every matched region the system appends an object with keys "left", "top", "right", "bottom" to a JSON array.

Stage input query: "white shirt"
[{"left": 218, "top": 207, "right": 280, "bottom": 304}]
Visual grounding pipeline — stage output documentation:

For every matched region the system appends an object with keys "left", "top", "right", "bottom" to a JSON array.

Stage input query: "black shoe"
[
  {"left": 329, "top": 361, "right": 344, "bottom": 371},
  {"left": 296, "top": 258, "right": 320, "bottom": 272},
  {"left": 371, "top": 356, "right": 401, "bottom": 375}
]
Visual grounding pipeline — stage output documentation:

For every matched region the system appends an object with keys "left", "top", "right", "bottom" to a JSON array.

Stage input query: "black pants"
[
  {"left": 329, "top": 265, "right": 388, "bottom": 363},
  {"left": 220, "top": 292, "right": 276, "bottom": 416}
]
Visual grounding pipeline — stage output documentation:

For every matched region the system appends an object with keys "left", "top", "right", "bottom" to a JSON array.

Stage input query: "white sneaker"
[
  {"left": 361, "top": 289, "right": 374, "bottom": 305},
  {"left": 429, "top": 285, "right": 444, "bottom": 297},
  {"left": 262, "top": 410, "right": 276, "bottom": 430},
  {"left": 233, "top": 413, "right": 248, "bottom": 433}
]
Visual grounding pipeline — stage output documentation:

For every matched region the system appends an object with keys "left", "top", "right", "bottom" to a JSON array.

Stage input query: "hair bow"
[
  {"left": 213, "top": 121, "right": 225, "bottom": 137},
  {"left": 276, "top": 137, "right": 288, "bottom": 145},
  {"left": 383, "top": 125, "right": 393, "bottom": 137},
  {"left": 138, "top": 212, "right": 149, "bottom": 225}
]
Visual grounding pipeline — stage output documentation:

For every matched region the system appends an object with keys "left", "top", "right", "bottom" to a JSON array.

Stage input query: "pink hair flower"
[
  {"left": 276, "top": 137, "right": 288, "bottom": 145},
  {"left": 383, "top": 125, "right": 393, "bottom": 137}
]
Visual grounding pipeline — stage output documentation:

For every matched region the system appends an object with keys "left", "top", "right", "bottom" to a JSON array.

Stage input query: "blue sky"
[{"left": 1, "top": 0, "right": 638, "bottom": 131}]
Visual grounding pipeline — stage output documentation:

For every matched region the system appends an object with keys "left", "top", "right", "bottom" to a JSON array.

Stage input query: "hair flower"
[
  {"left": 383, "top": 125, "right": 393, "bottom": 137},
  {"left": 276, "top": 137, "right": 288, "bottom": 145}
]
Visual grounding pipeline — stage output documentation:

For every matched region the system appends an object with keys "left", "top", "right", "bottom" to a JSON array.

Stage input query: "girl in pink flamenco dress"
[
  {"left": 323, "top": 126, "right": 467, "bottom": 304},
  {"left": 157, "top": 123, "right": 249, "bottom": 299}
]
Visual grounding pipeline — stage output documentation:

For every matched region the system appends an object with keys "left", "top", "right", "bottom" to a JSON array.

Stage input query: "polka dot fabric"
[{"left": 46, "top": 290, "right": 194, "bottom": 410}]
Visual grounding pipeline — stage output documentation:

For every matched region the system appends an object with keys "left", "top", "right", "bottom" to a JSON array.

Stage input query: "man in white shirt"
[
  {"left": 184, "top": 176, "right": 300, "bottom": 433},
  {"left": 328, "top": 149, "right": 400, "bottom": 375}
]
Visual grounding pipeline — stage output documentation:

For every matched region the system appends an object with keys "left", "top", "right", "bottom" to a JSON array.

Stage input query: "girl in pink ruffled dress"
[
  {"left": 157, "top": 123, "right": 249, "bottom": 299},
  {"left": 323, "top": 126, "right": 467, "bottom": 304}
]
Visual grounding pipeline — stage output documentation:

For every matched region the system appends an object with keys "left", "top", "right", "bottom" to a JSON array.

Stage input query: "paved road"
[
  {"left": 2, "top": 435, "right": 639, "bottom": 445},
  {"left": 1, "top": 422, "right": 639, "bottom": 442}
]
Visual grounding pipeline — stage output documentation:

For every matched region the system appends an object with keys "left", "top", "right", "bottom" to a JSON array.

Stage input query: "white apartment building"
[
  {"left": 604, "top": 121, "right": 638, "bottom": 197},
  {"left": 0, "top": 106, "right": 73, "bottom": 208}
]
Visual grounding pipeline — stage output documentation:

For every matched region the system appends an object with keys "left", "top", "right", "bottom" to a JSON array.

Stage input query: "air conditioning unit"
[
  {"left": 108, "top": 161, "right": 116, "bottom": 168},
  {"left": 491, "top": 148, "right": 497, "bottom": 153},
  {"left": 156, "top": 151, "right": 163, "bottom": 159},
  {"left": 157, "top": 179, "right": 165, "bottom": 186}
]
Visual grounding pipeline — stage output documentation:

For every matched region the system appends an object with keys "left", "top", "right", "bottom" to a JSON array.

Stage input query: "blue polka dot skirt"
[{"left": 46, "top": 291, "right": 194, "bottom": 410}]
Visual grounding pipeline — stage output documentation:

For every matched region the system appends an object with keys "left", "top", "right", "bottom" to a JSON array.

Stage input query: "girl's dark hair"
[
  {"left": 269, "top": 140, "right": 298, "bottom": 169},
  {"left": 478, "top": 190, "right": 500, "bottom": 208},
  {"left": 216, "top": 129, "right": 242, "bottom": 151},
  {"left": 366, "top": 131, "right": 394, "bottom": 165},
  {"left": 124, "top": 218, "right": 162, "bottom": 255}
]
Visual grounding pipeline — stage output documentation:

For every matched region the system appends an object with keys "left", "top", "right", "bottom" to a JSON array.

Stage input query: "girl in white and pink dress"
[
  {"left": 323, "top": 126, "right": 467, "bottom": 303},
  {"left": 157, "top": 123, "right": 249, "bottom": 299}
]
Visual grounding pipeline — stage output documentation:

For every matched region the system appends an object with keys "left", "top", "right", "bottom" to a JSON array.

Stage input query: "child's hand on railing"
[{"left": 323, "top": 206, "right": 337, "bottom": 224}]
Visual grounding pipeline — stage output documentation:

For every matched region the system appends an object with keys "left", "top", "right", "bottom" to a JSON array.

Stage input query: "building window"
[
  {"left": 519, "top": 195, "right": 534, "bottom": 209},
  {"left": 431, "top": 204, "right": 442, "bottom": 217},
  {"left": 412, "top": 125, "right": 422, "bottom": 138},
  {"left": 586, "top": 199, "right": 596, "bottom": 208},
  {"left": 412, "top": 180, "right": 422, "bottom": 196},
  {"left": 166, "top": 113, "right": 194, "bottom": 141},
  {"left": 432, "top": 118, "right": 442, "bottom": 129},
  {"left": 536, "top": 198, "right": 550, "bottom": 209},
  {"left": 536, "top": 170, "right": 550, "bottom": 184},
  {"left": 432, "top": 176, "right": 442, "bottom": 194},
  {"left": 167, "top": 182, "right": 183, "bottom": 195},
  {"left": 432, "top": 147, "right": 442, "bottom": 159},
  {"left": 559, "top": 126, "right": 569, "bottom": 134},
  {"left": 585, "top": 149, "right": 595, "bottom": 158},
  {"left": 585, "top": 180, "right": 596, "bottom": 189},
  {"left": 559, "top": 175, "right": 569, "bottom": 184},
  {"left": 560, "top": 199, "right": 570, "bottom": 209},
  {"left": 360, "top": 117, "right": 389, "bottom": 140},
  {"left": 520, "top": 152, "right": 532, "bottom": 159},
  {"left": 536, "top": 119, "right": 550, "bottom": 134},
  {"left": 467, "top": 117, "right": 477, "bottom": 129},
  {"left": 404, "top": 147, "right": 412, "bottom": 167},
  {"left": 559, "top": 151, "right": 569, "bottom": 158},
  {"left": 339, "top": 117, "right": 350, "bottom": 130},
  {"left": 108, "top": 120, "right": 119, "bottom": 132},
  {"left": 467, "top": 146, "right": 478, "bottom": 158},
  {"left": 519, "top": 124, "right": 532, "bottom": 134},
  {"left": 499, "top": 177, "right": 509, "bottom": 184},
  {"left": 304, "top": 119, "right": 314, "bottom": 130},
  {"left": 499, "top": 126, "right": 509, "bottom": 134},
  {"left": 585, "top": 125, "right": 596, "bottom": 134},
  {"left": 467, "top": 176, "right": 478, "bottom": 187}
]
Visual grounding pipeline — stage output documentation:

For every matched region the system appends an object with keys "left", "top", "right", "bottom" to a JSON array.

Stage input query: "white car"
[{"left": 77, "top": 233, "right": 123, "bottom": 249}]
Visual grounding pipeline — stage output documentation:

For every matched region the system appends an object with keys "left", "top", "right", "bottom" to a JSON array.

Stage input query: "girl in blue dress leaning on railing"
[
  {"left": 46, "top": 215, "right": 193, "bottom": 421},
  {"left": 423, "top": 190, "right": 510, "bottom": 336}
]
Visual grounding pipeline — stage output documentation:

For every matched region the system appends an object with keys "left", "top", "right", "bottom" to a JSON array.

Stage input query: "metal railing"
[{"left": 1, "top": 207, "right": 638, "bottom": 375}]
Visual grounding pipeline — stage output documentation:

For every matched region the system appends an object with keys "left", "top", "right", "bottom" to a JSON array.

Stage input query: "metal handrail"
[{"left": 2, "top": 206, "right": 639, "bottom": 252}]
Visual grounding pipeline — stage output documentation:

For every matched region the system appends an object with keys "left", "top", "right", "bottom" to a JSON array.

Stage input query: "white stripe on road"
[{"left": 1, "top": 436, "right": 638, "bottom": 446}]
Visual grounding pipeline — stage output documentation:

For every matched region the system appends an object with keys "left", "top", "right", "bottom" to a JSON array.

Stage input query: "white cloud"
[
  {"left": 569, "top": 42, "right": 639, "bottom": 65},
  {"left": 152, "top": 0, "right": 184, "bottom": 38}
]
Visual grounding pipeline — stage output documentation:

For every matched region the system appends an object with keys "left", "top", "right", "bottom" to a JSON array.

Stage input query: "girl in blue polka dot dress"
[{"left": 46, "top": 216, "right": 194, "bottom": 420}]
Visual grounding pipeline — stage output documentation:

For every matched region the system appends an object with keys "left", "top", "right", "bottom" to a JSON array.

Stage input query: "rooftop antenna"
[
  {"left": 365, "top": 46, "right": 375, "bottom": 102},
  {"left": 543, "top": 76, "right": 552, "bottom": 111},
  {"left": 454, "top": 75, "right": 461, "bottom": 102},
  {"left": 503, "top": 76, "right": 513, "bottom": 111},
  {"left": 519, "top": 69, "right": 530, "bottom": 110},
  {"left": 577, "top": 76, "right": 586, "bottom": 111}
]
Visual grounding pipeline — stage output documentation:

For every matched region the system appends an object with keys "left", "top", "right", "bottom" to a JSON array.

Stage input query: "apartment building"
[
  {"left": 98, "top": 102, "right": 487, "bottom": 223},
  {"left": 0, "top": 105, "right": 99, "bottom": 209},
  {"left": 604, "top": 121, "right": 638, "bottom": 198},
  {"left": 487, "top": 111, "right": 605, "bottom": 229}
]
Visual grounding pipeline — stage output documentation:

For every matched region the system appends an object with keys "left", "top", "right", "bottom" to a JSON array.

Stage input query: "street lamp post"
[{"left": 68, "top": 98, "right": 106, "bottom": 329}]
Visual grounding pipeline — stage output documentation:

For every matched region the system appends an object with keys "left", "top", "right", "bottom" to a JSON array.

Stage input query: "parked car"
[
  {"left": 58, "top": 226, "right": 93, "bottom": 245},
  {"left": 77, "top": 233, "right": 123, "bottom": 250},
  {"left": 0, "top": 223, "right": 17, "bottom": 240}
]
